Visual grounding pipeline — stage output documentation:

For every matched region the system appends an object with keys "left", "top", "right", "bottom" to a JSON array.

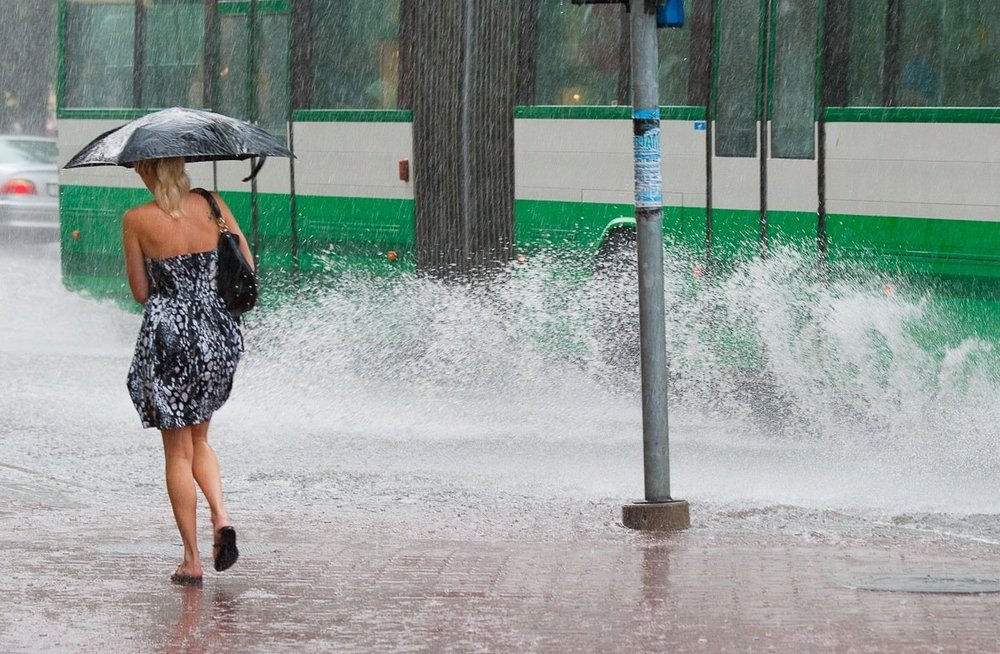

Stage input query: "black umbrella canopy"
[{"left": 64, "top": 107, "right": 294, "bottom": 170}]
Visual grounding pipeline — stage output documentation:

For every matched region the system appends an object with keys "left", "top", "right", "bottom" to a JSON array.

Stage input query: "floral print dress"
[{"left": 127, "top": 250, "right": 243, "bottom": 430}]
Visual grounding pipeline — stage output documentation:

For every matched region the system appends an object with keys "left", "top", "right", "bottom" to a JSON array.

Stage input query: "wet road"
[{"left": 1, "top": 238, "right": 999, "bottom": 652}]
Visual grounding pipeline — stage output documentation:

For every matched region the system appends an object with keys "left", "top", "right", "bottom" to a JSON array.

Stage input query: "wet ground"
[{"left": 1, "top": 237, "right": 999, "bottom": 652}]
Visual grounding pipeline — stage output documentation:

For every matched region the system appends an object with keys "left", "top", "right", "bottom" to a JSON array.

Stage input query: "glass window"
[
  {"left": 63, "top": 0, "right": 134, "bottom": 108},
  {"left": 940, "top": 3, "right": 1000, "bottom": 107},
  {"left": 258, "top": 12, "right": 290, "bottom": 134},
  {"left": 844, "top": 0, "right": 886, "bottom": 106},
  {"left": 534, "top": 3, "right": 624, "bottom": 105},
  {"left": 842, "top": 1, "right": 1000, "bottom": 108},
  {"left": 900, "top": 0, "right": 1000, "bottom": 108},
  {"left": 306, "top": 0, "right": 402, "bottom": 109},
  {"left": 715, "top": 0, "right": 760, "bottom": 157},
  {"left": 217, "top": 4, "right": 289, "bottom": 141},
  {"left": 770, "top": 0, "right": 818, "bottom": 159},
  {"left": 141, "top": 1, "right": 205, "bottom": 108},
  {"left": 519, "top": 1, "right": 702, "bottom": 108},
  {"left": 217, "top": 12, "right": 250, "bottom": 119},
  {"left": 657, "top": 0, "right": 695, "bottom": 106},
  {"left": 896, "top": 0, "right": 943, "bottom": 106}
]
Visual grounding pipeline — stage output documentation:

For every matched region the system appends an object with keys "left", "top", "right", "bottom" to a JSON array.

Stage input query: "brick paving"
[{"left": 2, "top": 480, "right": 999, "bottom": 654}]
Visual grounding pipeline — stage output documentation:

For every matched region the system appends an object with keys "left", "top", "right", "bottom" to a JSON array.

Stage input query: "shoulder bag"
[{"left": 192, "top": 187, "right": 258, "bottom": 318}]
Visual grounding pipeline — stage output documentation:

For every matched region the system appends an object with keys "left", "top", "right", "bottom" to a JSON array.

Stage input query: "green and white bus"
[{"left": 57, "top": 0, "right": 1000, "bottom": 304}]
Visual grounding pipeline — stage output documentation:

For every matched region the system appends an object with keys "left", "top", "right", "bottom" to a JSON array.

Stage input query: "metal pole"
[{"left": 630, "top": 0, "right": 671, "bottom": 503}]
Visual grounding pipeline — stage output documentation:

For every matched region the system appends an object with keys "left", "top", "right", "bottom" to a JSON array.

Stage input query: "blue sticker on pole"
[
  {"left": 656, "top": 0, "right": 685, "bottom": 28},
  {"left": 633, "top": 108, "right": 661, "bottom": 209}
]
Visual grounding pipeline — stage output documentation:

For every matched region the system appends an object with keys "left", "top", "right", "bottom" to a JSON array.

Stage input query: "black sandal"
[
  {"left": 170, "top": 567, "right": 203, "bottom": 587},
  {"left": 213, "top": 526, "right": 239, "bottom": 572}
]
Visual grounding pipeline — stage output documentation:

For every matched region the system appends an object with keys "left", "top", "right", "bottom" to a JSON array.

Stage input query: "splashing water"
[
  {"left": 225, "top": 245, "right": 1000, "bottom": 518},
  {"left": 6, "top": 242, "right": 997, "bottom": 534}
]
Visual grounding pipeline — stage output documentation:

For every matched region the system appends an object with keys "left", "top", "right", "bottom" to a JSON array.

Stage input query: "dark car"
[{"left": 0, "top": 136, "right": 59, "bottom": 238}]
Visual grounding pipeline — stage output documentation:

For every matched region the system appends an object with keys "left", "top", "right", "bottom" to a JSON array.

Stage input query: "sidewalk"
[{"left": 2, "top": 475, "right": 998, "bottom": 654}]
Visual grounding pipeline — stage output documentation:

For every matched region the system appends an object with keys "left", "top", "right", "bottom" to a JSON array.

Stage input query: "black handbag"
[{"left": 192, "top": 188, "right": 258, "bottom": 318}]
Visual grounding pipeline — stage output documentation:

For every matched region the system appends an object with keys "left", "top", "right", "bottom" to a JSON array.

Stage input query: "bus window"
[
  {"left": 770, "top": 0, "right": 819, "bottom": 159},
  {"left": 894, "top": 0, "right": 998, "bottom": 108},
  {"left": 947, "top": 5, "right": 1000, "bottom": 107},
  {"left": 518, "top": 1, "right": 701, "bottom": 108},
  {"left": 141, "top": 0, "right": 204, "bottom": 108},
  {"left": 302, "top": 0, "right": 402, "bottom": 110},
  {"left": 844, "top": 0, "right": 886, "bottom": 107},
  {"left": 63, "top": 0, "right": 134, "bottom": 109},
  {"left": 534, "top": 3, "right": 626, "bottom": 106},
  {"left": 216, "top": 2, "right": 289, "bottom": 143},
  {"left": 217, "top": 11, "right": 250, "bottom": 121},
  {"left": 714, "top": 0, "right": 760, "bottom": 157},
  {"left": 257, "top": 11, "right": 291, "bottom": 134},
  {"left": 657, "top": 0, "right": 696, "bottom": 106},
  {"left": 896, "top": 1, "right": 943, "bottom": 107},
  {"left": 842, "top": 1, "right": 1000, "bottom": 109}
]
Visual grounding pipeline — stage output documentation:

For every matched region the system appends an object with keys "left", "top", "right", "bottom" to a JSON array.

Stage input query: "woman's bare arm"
[{"left": 122, "top": 210, "right": 150, "bottom": 304}]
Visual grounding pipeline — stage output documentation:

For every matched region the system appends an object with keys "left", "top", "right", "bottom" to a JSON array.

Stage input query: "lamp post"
[
  {"left": 621, "top": 0, "right": 691, "bottom": 530},
  {"left": 570, "top": 0, "right": 689, "bottom": 529}
]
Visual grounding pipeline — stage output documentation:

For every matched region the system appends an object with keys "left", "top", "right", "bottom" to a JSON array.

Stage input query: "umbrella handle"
[{"left": 242, "top": 156, "right": 268, "bottom": 183}]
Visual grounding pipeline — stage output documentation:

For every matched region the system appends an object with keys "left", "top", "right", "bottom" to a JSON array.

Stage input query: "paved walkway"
[{"left": 2, "top": 474, "right": 999, "bottom": 654}]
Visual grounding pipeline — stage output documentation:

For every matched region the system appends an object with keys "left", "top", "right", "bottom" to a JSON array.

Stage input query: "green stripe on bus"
[
  {"left": 292, "top": 110, "right": 413, "bottom": 123},
  {"left": 827, "top": 213, "right": 1000, "bottom": 278},
  {"left": 58, "top": 108, "right": 171, "bottom": 120},
  {"left": 217, "top": 1, "right": 289, "bottom": 15},
  {"left": 61, "top": 184, "right": 1000, "bottom": 304},
  {"left": 514, "top": 106, "right": 707, "bottom": 121},
  {"left": 825, "top": 107, "right": 1000, "bottom": 123}
]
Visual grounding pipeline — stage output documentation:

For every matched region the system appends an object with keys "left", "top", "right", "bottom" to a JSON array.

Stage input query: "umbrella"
[{"left": 63, "top": 107, "right": 294, "bottom": 181}]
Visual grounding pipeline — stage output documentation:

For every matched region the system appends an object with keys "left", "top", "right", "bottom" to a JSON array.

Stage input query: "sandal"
[
  {"left": 170, "top": 567, "right": 203, "bottom": 587},
  {"left": 213, "top": 526, "right": 239, "bottom": 572}
]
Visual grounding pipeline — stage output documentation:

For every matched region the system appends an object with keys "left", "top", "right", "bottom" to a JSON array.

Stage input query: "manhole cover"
[{"left": 844, "top": 575, "right": 1000, "bottom": 594}]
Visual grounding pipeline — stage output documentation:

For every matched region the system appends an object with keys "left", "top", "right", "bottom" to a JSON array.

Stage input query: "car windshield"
[{"left": 0, "top": 138, "right": 57, "bottom": 165}]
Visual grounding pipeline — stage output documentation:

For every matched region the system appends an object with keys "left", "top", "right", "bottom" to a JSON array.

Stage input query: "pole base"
[{"left": 622, "top": 499, "right": 690, "bottom": 531}]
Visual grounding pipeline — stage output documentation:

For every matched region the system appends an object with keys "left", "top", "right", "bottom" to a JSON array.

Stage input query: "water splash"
[
  {"left": 232, "top": 246, "right": 1000, "bottom": 516},
  {"left": 17, "top": 239, "right": 994, "bottom": 518}
]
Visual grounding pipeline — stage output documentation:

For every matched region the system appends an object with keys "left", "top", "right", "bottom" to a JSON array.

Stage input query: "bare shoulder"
[
  {"left": 209, "top": 191, "right": 240, "bottom": 224},
  {"left": 123, "top": 202, "right": 158, "bottom": 231},
  {"left": 124, "top": 201, "right": 158, "bottom": 219},
  {"left": 207, "top": 189, "right": 229, "bottom": 209},
  {"left": 192, "top": 188, "right": 226, "bottom": 212}
]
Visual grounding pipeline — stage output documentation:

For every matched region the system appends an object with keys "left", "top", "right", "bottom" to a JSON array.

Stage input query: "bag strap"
[{"left": 192, "top": 187, "right": 229, "bottom": 234}]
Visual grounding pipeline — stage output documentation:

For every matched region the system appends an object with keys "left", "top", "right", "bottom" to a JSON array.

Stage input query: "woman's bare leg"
[
  {"left": 191, "top": 421, "right": 230, "bottom": 534},
  {"left": 161, "top": 427, "right": 202, "bottom": 577}
]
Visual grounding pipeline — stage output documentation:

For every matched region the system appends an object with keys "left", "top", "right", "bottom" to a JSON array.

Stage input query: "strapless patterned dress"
[{"left": 127, "top": 250, "right": 243, "bottom": 430}]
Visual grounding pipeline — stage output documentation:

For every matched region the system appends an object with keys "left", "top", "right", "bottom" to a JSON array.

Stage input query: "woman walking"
[{"left": 122, "top": 157, "right": 247, "bottom": 586}]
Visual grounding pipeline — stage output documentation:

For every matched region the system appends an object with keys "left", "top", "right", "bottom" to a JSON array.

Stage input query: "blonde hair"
[{"left": 135, "top": 157, "right": 191, "bottom": 219}]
